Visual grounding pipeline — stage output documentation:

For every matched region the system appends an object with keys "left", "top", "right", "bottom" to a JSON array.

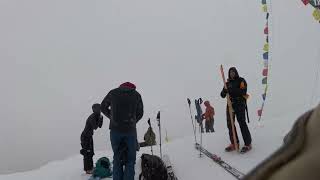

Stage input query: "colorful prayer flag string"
[
  {"left": 258, "top": 0, "right": 271, "bottom": 121},
  {"left": 301, "top": 0, "right": 320, "bottom": 23}
]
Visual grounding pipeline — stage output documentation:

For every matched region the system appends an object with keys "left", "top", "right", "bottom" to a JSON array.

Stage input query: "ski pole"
[
  {"left": 157, "top": 111, "right": 162, "bottom": 159},
  {"left": 147, "top": 118, "right": 154, "bottom": 155},
  {"left": 187, "top": 98, "right": 197, "bottom": 144},
  {"left": 199, "top": 98, "right": 203, "bottom": 158}
]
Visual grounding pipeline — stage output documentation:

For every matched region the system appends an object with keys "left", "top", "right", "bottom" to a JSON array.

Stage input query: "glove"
[
  {"left": 80, "top": 148, "right": 86, "bottom": 155},
  {"left": 223, "top": 87, "right": 228, "bottom": 94},
  {"left": 80, "top": 148, "right": 93, "bottom": 156}
]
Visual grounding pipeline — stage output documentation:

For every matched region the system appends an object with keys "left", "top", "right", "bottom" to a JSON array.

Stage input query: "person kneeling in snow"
[{"left": 80, "top": 103, "right": 103, "bottom": 174}]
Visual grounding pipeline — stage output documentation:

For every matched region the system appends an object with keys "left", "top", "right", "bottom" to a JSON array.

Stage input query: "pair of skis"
[
  {"left": 195, "top": 143, "right": 245, "bottom": 179},
  {"left": 157, "top": 111, "right": 178, "bottom": 180},
  {"left": 145, "top": 112, "right": 179, "bottom": 180},
  {"left": 154, "top": 113, "right": 179, "bottom": 180},
  {"left": 163, "top": 154, "right": 178, "bottom": 180},
  {"left": 187, "top": 98, "right": 204, "bottom": 158}
]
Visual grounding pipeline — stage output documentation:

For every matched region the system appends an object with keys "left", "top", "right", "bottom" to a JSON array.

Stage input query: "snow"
[{"left": 0, "top": 112, "right": 298, "bottom": 180}]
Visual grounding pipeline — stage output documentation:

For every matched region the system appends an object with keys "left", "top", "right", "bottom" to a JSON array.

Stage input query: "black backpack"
[{"left": 139, "top": 153, "right": 168, "bottom": 180}]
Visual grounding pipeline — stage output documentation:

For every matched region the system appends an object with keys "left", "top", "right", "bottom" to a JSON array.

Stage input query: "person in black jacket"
[
  {"left": 101, "top": 82, "right": 143, "bottom": 180},
  {"left": 221, "top": 67, "right": 252, "bottom": 153},
  {"left": 80, "top": 103, "right": 103, "bottom": 174}
]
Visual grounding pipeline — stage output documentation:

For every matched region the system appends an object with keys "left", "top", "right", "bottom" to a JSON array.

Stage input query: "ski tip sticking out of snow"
[{"left": 163, "top": 154, "right": 178, "bottom": 180}]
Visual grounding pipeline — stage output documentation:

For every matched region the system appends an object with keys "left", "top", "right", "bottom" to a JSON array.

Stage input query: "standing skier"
[
  {"left": 80, "top": 103, "right": 103, "bottom": 174},
  {"left": 101, "top": 82, "right": 144, "bottom": 180},
  {"left": 202, "top": 100, "right": 215, "bottom": 133},
  {"left": 220, "top": 67, "right": 252, "bottom": 153}
]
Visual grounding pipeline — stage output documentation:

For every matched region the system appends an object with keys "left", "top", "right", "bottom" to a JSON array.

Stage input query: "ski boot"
[
  {"left": 240, "top": 145, "right": 252, "bottom": 154},
  {"left": 225, "top": 144, "right": 239, "bottom": 152}
]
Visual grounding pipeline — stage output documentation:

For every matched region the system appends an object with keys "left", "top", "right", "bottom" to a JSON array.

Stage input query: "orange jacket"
[{"left": 203, "top": 101, "right": 215, "bottom": 121}]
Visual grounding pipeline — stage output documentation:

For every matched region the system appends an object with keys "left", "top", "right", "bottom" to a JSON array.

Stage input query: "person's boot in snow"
[
  {"left": 86, "top": 169, "right": 93, "bottom": 174},
  {"left": 240, "top": 145, "right": 252, "bottom": 154},
  {"left": 225, "top": 144, "right": 239, "bottom": 152}
]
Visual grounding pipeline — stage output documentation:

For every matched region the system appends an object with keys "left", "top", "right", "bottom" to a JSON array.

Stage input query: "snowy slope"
[{"left": 0, "top": 111, "right": 299, "bottom": 180}]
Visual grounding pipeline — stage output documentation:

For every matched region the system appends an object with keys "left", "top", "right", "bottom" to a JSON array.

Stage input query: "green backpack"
[{"left": 93, "top": 157, "right": 112, "bottom": 178}]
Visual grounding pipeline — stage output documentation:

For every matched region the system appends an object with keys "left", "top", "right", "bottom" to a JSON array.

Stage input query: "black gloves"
[
  {"left": 80, "top": 148, "right": 94, "bottom": 156},
  {"left": 223, "top": 88, "right": 228, "bottom": 94}
]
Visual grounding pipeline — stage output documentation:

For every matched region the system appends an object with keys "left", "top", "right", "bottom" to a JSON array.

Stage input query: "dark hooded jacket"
[
  {"left": 80, "top": 103, "right": 103, "bottom": 153},
  {"left": 220, "top": 67, "right": 248, "bottom": 106},
  {"left": 100, "top": 82, "right": 144, "bottom": 134}
]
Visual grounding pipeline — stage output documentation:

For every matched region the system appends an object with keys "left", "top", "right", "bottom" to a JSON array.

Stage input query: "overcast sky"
[{"left": 0, "top": 0, "right": 319, "bottom": 174}]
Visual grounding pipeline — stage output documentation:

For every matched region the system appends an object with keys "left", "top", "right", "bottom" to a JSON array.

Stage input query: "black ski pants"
[
  {"left": 226, "top": 105, "right": 252, "bottom": 146},
  {"left": 205, "top": 118, "right": 215, "bottom": 132},
  {"left": 81, "top": 136, "right": 94, "bottom": 171}
]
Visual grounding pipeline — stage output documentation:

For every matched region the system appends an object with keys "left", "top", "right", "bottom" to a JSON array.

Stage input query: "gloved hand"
[
  {"left": 223, "top": 87, "right": 228, "bottom": 94},
  {"left": 224, "top": 83, "right": 233, "bottom": 94},
  {"left": 80, "top": 148, "right": 94, "bottom": 156},
  {"left": 80, "top": 148, "right": 86, "bottom": 155}
]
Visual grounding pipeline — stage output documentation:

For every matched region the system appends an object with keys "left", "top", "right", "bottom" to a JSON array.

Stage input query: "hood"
[
  {"left": 228, "top": 67, "right": 240, "bottom": 80},
  {"left": 92, "top": 103, "right": 101, "bottom": 114},
  {"left": 204, "top": 101, "right": 211, "bottom": 107}
]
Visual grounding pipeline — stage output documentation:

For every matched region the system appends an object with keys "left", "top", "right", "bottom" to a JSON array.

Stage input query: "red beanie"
[{"left": 119, "top": 82, "right": 136, "bottom": 89}]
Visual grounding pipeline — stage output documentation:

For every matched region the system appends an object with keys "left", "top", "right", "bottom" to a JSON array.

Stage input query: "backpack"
[
  {"left": 144, "top": 127, "right": 156, "bottom": 146},
  {"left": 139, "top": 154, "right": 168, "bottom": 180},
  {"left": 93, "top": 157, "right": 112, "bottom": 178}
]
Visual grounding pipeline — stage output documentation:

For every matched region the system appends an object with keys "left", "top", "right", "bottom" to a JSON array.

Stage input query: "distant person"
[
  {"left": 80, "top": 103, "right": 103, "bottom": 174},
  {"left": 101, "top": 82, "right": 144, "bottom": 180},
  {"left": 220, "top": 67, "right": 252, "bottom": 153},
  {"left": 202, "top": 100, "right": 215, "bottom": 133},
  {"left": 139, "top": 126, "right": 156, "bottom": 147}
]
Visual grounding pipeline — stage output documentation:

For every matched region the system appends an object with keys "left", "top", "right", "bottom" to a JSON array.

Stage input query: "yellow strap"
[
  {"left": 313, "top": 9, "right": 320, "bottom": 21},
  {"left": 262, "top": 5, "right": 268, "bottom": 12}
]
